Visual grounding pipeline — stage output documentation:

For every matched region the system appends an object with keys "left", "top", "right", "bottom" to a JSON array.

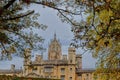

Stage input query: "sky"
[{"left": 0, "top": 4, "right": 96, "bottom": 69}]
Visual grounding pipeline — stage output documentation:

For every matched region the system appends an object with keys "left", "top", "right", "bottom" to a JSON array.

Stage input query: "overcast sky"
[{"left": 0, "top": 4, "right": 96, "bottom": 69}]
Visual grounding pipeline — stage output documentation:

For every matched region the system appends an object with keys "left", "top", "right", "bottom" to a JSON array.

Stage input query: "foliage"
[
  {"left": 0, "top": 0, "right": 47, "bottom": 60},
  {"left": 27, "top": 0, "right": 119, "bottom": 80},
  {"left": 0, "top": 75, "right": 60, "bottom": 80},
  {"left": 93, "top": 68, "right": 120, "bottom": 80},
  {"left": 53, "top": 0, "right": 120, "bottom": 80},
  {"left": 0, "top": 0, "right": 119, "bottom": 79}
]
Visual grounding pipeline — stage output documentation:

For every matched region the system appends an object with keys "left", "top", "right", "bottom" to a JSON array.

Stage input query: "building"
[
  {"left": 0, "top": 34, "right": 96, "bottom": 80},
  {"left": 0, "top": 64, "right": 22, "bottom": 77},
  {"left": 23, "top": 34, "right": 95, "bottom": 80},
  {"left": 1, "top": 34, "right": 120, "bottom": 80}
]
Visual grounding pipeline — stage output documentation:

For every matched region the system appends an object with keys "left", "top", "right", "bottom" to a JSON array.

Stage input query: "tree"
[
  {"left": 27, "top": 0, "right": 120, "bottom": 79},
  {"left": 0, "top": 0, "right": 47, "bottom": 60},
  {"left": 0, "top": 0, "right": 81, "bottom": 60},
  {"left": 51, "top": 0, "right": 120, "bottom": 79},
  {"left": 0, "top": 0, "right": 119, "bottom": 79}
]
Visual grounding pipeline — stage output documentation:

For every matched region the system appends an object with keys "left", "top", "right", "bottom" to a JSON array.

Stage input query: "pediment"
[{"left": 26, "top": 72, "right": 40, "bottom": 77}]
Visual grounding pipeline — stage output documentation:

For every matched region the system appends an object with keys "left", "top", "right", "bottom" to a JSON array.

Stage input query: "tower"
[
  {"left": 48, "top": 33, "right": 62, "bottom": 60},
  {"left": 35, "top": 55, "right": 43, "bottom": 63},
  {"left": 68, "top": 46, "right": 76, "bottom": 64},
  {"left": 23, "top": 48, "right": 31, "bottom": 75},
  {"left": 76, "top": 54, "right": 82, "bottom": 69},
  {"left": 24, "top": 48, "right": 31, "bottom": 65}
]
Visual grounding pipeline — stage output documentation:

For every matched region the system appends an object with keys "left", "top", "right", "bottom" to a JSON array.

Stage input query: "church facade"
[{"left": 23, "top": 34, "right": 95, "bottom": 80}]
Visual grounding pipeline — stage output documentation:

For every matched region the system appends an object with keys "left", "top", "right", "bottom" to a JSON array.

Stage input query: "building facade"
[
  {"left": 0, "top": 34, "right": 95, "bottom": 80},
  {"left": 23, "top": 34, "right": 95, "bottom": 80}
]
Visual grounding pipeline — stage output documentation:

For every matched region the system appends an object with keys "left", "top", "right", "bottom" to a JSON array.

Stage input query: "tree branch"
[
  {"left": 0, "top": 0, "right": 16, "bottom": 15},
  {"left": 0, "top": 42, "right": 9, "bottom": 55},
  {"left": 3, "top": 0, "right": 16, "bottom": 9},
  {"left": 1, "top": 10, "right": 34, "bottom": 21},
  {"left": 92, "top": 1, "right": 99, "bottom": 35},
  {"left": 5, "top": 29, "right": 33, "bottom": 48},
  {"left": 58, "top": 10, "right": 80, "bottom": 26},
  {"left": 30, "top": 0, "right": 81, "bottom": 15},
  {"left": 7, "top": 37, "right": 27, "bottom": 57}
]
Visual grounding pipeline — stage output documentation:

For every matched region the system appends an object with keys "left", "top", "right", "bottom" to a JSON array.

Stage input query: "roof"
[
  {"left": 76, "top": 54, "right": 82, "bottom": 58},
  {"left": 25, "top": 60, "right": 76, "bottom": 66},
  {"left": 43, "top": 60, "right": 68, "bottom": 64},
  {"left": 76, "top": 68, "right": 95, "bottom": 73},
  {"left": 0, "top": 69, "right": 22, "bottom": 74}
]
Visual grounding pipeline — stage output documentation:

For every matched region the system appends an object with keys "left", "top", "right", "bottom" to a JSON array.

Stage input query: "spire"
[{"left": 54, "top": 32, "right": 56, "bottom": 40}]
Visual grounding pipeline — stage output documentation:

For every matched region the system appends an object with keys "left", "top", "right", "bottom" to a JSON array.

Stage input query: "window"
[
  {"left": 86, "top": 74, "right": 89, "bottom": 80},
  {"left": 61, "top": 68, "right": 65, "bottom": 74},
  {"left": 39, "top": 69, "right": 42, "bottom": 73},
  {"left": 32, "top": 67, "right": 37, "bottom": 72},
  {"left": 54, "top": 76, "right": 56, "bottom": 78},
  {"left": 72, "top": 50, "right": 75, "bottom": 52},
  {"left": 61, "top": 75, "right": 65, "bottom": 80},
  {"left": 70, "top": 68, "right": 72, "bottom": 72},
  {"left": 70, "top": 60, "right": 72, "bottom": 63},
  {"left": 69, "top": 77, "right": 72, "bottom": 80},
  {"left": 44, "top": 67, "right": 53, "bottom": 72}
]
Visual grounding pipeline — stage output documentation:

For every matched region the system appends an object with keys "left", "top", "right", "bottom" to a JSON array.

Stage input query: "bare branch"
[
  {"left": 30, "top": 0, "right": 81, "bottom": 15},
  {"left": 0, "top": 42, "right": 9, "bottom": 55},
  {"left": 0, "top": 0, "right": 16, "bottom": 15},
  {"left": 1, "top": 10, "right": 34, "bottom": 21},
  {"left": 92, "top": 1, "right": 99, "bottom": 35},
  {"left": 3, "top": 0, "right": 16, "bottom": 9},
  {"left": 2, "top": 28, "right": 33, "bottom": 49},
  {"left": 58, "top": 10, "right": 80, "bottom": 26}
]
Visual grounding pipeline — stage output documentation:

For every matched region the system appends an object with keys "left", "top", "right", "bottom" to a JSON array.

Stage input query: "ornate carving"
[{"left": 48, "top": 34, "right": 61, "bottom": 60}]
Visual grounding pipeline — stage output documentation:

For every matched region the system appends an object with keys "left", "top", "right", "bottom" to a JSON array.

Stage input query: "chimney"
[
  {"left": 35, "top": 55, "right": 42, "bottom": 62},
  {"left": 62, "top": 55, "right": 67, "bottom": 60},
  {"left": 11, "top": 64, "right": 15, "bottom": 71}
]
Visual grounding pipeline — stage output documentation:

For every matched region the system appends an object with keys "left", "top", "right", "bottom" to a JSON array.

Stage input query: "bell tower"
[{"left": 48, "top": 33, "right": 62, "bottom": 60}]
